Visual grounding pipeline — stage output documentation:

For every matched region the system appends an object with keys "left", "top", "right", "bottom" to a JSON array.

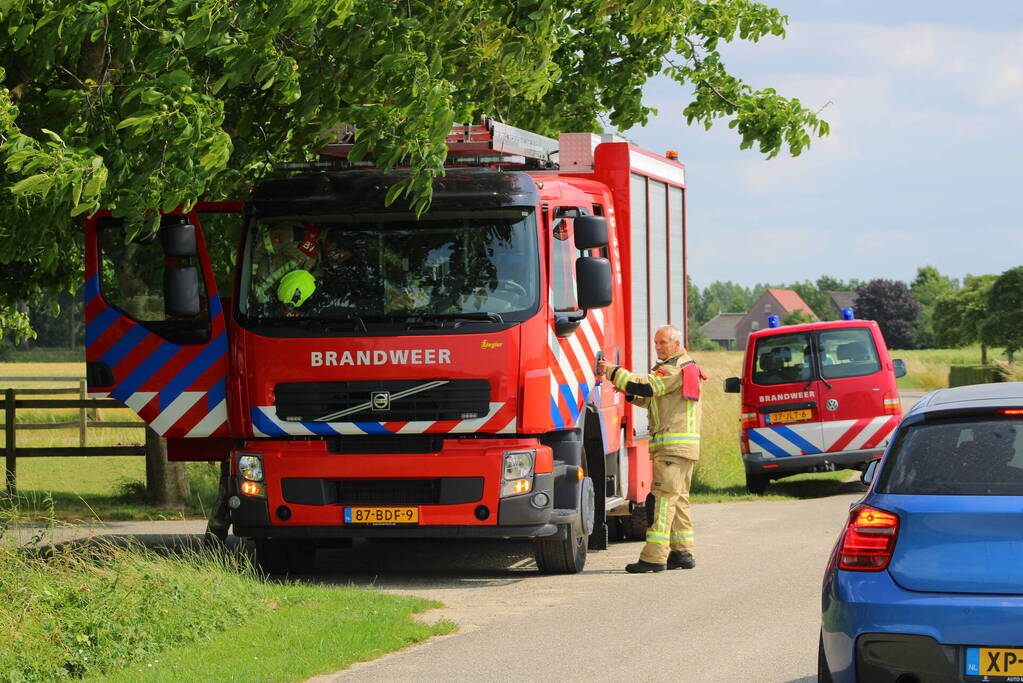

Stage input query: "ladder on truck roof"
[{"left": 317, "top": 117, "right": 560, "bottom": 169}]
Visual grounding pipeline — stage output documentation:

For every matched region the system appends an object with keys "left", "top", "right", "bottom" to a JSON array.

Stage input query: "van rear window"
[
  {"left": 752, "top": 333, "right": 812, "bottom": 385},
  {"left": 818, "top": 328, "right": 880, "bottom": 379},
  {"left": 877, "top": 419, "right": 1023, "bottom": 495}
]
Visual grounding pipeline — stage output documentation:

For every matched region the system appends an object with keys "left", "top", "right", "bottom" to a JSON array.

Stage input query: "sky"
[{"left": 621, "top": 0, "right": 1023, "bottom": 289}]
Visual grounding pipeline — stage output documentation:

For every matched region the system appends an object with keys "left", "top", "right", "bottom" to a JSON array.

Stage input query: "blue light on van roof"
[
  {"left": 842, "top": 308, "right": 855, "bottom": 320},
  {"left": 767, "top": 315, "right": 780, "bottom": 328}
]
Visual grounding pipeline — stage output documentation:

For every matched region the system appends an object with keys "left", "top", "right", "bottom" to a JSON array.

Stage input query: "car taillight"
[
  {"left": 838, "top": 504, "right": 899, "bottom": 571},
  {"left": 882, "top": 393, "right": 900, "bottom": 415},
  {"left": 741, "top": 405, "right": 757, "bottom": 428}
]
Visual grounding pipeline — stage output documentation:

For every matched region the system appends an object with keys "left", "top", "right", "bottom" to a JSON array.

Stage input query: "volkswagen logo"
[
  {"left": 370, "top": 391, "right": 391, "bottom": 411},
  {"left": 826, "top": 398, "right": 839, "bottom": 411}
]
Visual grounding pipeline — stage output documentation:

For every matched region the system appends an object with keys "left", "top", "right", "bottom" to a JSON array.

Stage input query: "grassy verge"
[{"left": 1, "top": 519, "right": 453, "bottom": 681}]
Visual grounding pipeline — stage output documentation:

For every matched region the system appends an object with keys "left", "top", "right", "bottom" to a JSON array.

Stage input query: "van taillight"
[
  {"left": 883, "top": 393, "right": 900, "bottom": 415},
  {"left": 741, "top": 405, "right": 757, "bottom": 428},
  {"left": 838, "top": 504, "right": 899, "bottom": 571}
]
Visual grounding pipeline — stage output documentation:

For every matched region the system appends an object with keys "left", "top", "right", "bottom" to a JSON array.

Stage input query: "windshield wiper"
[{"left": 403, "top": 312, "right": 504, "bottom": 328}]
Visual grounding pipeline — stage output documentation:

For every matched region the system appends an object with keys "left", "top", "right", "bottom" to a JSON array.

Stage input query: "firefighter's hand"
[{"left": 596, "top": 359, "right": 612, "bottom": 377}]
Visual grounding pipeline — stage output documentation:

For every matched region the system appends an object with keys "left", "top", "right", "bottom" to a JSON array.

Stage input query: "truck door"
[
  {"left": 84, "top": 203, "right": 241, "bottom": 438},
  {"left": 547, "top": 205, "right": 608, "bottom": 434}
]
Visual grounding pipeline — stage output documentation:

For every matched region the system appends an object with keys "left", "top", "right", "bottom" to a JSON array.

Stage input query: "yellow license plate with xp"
[
  {"left": 344, "top": 506, "right": 419, "bottom": 524},
  {"left": 966, "top": 647, "right": 1023, "bottom": 679},
  {"left": 766, "top": 409, "right": 812, "bottom": 424}
]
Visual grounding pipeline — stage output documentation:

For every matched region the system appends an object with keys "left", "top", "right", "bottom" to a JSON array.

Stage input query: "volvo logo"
[
  {"left": 371, "top": 391, "right": 391, "bottom": 411},
  {"left": 826, "top": 398, "right": 839, "bottom": 411}
]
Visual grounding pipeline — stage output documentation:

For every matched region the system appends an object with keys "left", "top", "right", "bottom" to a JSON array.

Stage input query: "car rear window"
[
  {"left": 817, "top": 327, "right": 881, "bottom": 379},
  {"left": 751, "top": 332, "right": 812, "bottom": 385},
  {"left": 877, "top": 419, "right": 1023, "bottom": 495}
]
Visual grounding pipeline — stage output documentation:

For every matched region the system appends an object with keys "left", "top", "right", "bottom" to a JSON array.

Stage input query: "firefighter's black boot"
[
  {"left": 626, "top": 559, "right": 666, "bottom": 573},
  {"left": 667, "top": 550, "right": 696, "bottom": 570}
]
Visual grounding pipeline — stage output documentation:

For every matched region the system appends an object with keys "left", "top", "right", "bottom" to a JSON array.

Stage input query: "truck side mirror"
[
  {"left": 573, "top": 216, "right": 608, "bottom": 250},
  {"left": 160, "top": 222, "right": 197, "bottom": 258},
  {"left": 861, "top": 459, "right": 880, "bottom": 486},
  {"left": 164, "top": 266, "right": 201, "bottom": 317},
  {"left": 724, "top": 377, "right": 741, "bottom": 393},
  {"left": 576, "top": 257, "right": 612, "bottom": 309},
  {"left": 892, "top": 358, "right": 907, "bottom": 378}
]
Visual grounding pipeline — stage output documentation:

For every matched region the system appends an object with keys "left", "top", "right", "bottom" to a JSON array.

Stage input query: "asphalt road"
[
  {"left": 301, "top": 488, "right": 863, "bottom": 683},
  {"left": 9, "top": 391, "right": 923, "bottom": 681}
]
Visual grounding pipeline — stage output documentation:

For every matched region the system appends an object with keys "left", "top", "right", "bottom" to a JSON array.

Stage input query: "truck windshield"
[{"left": 237, "top": 209, "right": 539, "bottom": 329}]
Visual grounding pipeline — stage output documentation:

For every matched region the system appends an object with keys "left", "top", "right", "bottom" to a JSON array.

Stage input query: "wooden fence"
[{"left": 0, "top": 377, "right": 146, "bottom": 495}]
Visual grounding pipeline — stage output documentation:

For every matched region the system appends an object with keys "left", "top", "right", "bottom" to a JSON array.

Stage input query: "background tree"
[
  {"left": 910, "top": 265, "right": 958, "bottom": 348},
  {"left": 853, "top": 279, "right": 921, "bottom": 349},
  {"left": 782, "top": 308, "right": 815, "bottom": 325},
  {"left": 0, "top": 0, "right": 829, "bottom": 336},
  {"left": 981, "top": 266, "right": 1023, "bottom": 362},
  {"left": 932, "top": 274, "right": 996, "bottom": 363},
  {"left": 786, "top": 280, "right": 830, "bottom": 320}
]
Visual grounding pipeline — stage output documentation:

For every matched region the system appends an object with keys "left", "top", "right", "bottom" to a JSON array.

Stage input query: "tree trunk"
[
  {"left": 145, "top": 427, "right": 190, "bottom": 508},
  {"left": 981, "top": 344, "right": 988, "bottom": 365}
]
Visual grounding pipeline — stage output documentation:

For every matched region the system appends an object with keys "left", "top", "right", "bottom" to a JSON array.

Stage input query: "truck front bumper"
[{"left": 228, "top": 437, "right": 558, "bottom": 539}]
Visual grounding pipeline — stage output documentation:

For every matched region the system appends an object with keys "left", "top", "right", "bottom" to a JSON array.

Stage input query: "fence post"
[
  {"left": 79, "top": 379, "right": 87, "bottom": 448},
  {"left": 5, "top": 388, "right": 15, "bottom": 496}
]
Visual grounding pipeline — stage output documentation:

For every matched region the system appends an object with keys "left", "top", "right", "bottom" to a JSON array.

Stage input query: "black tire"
[
  {"left": 534, "top": 523, "right": 587, "bottom": 574},
  {"left": 626, "top": 502, "right": 649, "bottom": 541},
  {"left": 588, "top": 522, "right": 609, "bottom": 551},
  {"left": 534, "top": 476, "right": 593, "bottom": 574},
  {"left": 253, "top": 539, "right": 317, "bottom": 575},
  {"left": 746, "top": 472, "right": 769, "bottom": 495},
  {"left": 817, "top": 632, "right": 833, "bottom": 683}
]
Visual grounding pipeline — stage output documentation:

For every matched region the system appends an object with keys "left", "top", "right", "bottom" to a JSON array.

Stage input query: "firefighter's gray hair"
[{"left": 656, "top": 325, "right": 683, "bottom": 344}]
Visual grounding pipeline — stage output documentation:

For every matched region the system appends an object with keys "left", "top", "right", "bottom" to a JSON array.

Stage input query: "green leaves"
[{"left": 0, "top": 0, "right": 828, "bottom": 320}]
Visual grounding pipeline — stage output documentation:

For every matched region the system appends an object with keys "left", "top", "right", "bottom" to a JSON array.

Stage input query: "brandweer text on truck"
[{"left": 83, "top": 118, "right": 689, "bottom": 574}]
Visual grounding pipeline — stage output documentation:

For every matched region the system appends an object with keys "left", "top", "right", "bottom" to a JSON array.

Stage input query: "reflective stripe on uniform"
[
  {"left": 613, "top": 369, "right": 632, "bottom": 392},
  {"left": 671, "top": 532, "right": 694, "bottom": 543},
  {"left": 650, "top": 432, "right": 699, "bottom": 446},
  {"left": 646, "top": 495, "right": 672, "bottom": 544},
  {"left": 650, "top": 374, "right": 666, "bottom": 395}
]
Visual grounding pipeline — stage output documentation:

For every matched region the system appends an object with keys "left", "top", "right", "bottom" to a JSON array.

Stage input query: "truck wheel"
[
  {"left": 253, "top": 539, "right": 316, "bottom": 575},
  {"left": 534, "top": 523, "right": 587, "bottom": 574},
  {"left": 627, "top": 502, "right": 649, "bottom": 541},
  {"left": 534, "top": 476, "right": 593, "bottom": 574},
  {"left": 746, "top": 473, "right": 769, "bottom": 495}
]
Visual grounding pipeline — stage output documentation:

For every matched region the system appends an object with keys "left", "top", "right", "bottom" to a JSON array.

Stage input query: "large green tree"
[
  {"left": 981, "top": 266, "right": 1023, "bottom": 361},
  {"left": 932, "top": 274, "right": 996, "bottom": 363},
  {"left": 910, "top": 265, "right": 958, "bottom": 348},
  {"left": 0, "top": 0, "right": 828, "bottom": 337}
]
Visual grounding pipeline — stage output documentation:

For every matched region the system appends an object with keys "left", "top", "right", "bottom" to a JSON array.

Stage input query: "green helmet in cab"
[{"left": 277, "top": 269, "right": 316, "bottom": 308}]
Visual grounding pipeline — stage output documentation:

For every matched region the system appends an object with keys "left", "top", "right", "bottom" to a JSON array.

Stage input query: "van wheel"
[{"left": 746, "top": 473, "right": 769, "bottom": 495}]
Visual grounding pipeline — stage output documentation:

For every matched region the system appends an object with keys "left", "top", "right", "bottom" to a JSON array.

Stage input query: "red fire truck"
[{"left": 83, "top": 119, "right": 689, "bottom": 574}]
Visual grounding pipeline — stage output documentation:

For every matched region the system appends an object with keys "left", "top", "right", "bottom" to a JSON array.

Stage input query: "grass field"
[
  {"left": 0, "top": 346, "right": 995, "bottom": 517},
  {"left": 1, "top": 528, "right": 453, "bottom": 680}
]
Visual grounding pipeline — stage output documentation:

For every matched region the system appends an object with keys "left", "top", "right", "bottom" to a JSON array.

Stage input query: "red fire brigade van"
[
  {"left": 724, "top": 318, "right": 906, "bottom": 494},
  {"left": 82, "top": 119, "right": 689, "bottom": 574}
]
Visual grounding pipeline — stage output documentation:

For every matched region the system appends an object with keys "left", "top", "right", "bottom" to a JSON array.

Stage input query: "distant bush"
[{"left": 948, "top": 365, "right": 1003, "bottom": 387}]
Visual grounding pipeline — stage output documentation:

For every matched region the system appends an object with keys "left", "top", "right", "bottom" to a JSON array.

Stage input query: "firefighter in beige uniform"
[{"left": 597, "top": 324, "right": 704, "bottom": 573}]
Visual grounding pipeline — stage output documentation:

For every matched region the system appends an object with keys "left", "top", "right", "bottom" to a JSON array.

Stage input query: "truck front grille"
[{"left": 274, "top": 379, "right": 491, "bottom": 423}]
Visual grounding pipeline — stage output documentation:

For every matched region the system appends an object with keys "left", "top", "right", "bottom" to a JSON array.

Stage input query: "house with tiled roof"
[
  {"left": 700, "top": 312, "right": 744, "bottom": 350},
  {"left": 826, "top": 290, "right": 857, "bottom": 320},
  {"left": 734, "top": 288, "right": 819, "bottom": 350}
]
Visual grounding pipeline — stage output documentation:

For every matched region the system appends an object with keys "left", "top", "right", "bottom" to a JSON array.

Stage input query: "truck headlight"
[
  {"left": 237, "top": 453, "right": 264, "bottom": 482},
  {"left": 501, "top": 450, "right": 535, "bottom": 497}
]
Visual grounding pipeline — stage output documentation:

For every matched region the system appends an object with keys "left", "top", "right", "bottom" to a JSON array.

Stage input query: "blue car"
[{"left": 820, "top": 382, "right": 1023, "bottom": 683}]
